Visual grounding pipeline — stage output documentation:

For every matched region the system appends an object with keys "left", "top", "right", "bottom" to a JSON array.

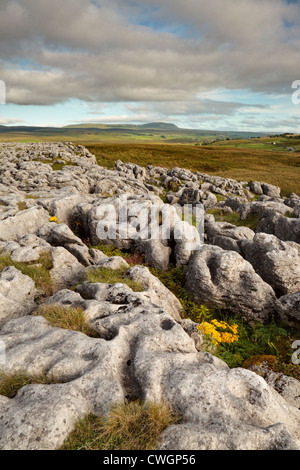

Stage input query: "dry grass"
[
  {"left": 84, "top": 142, "right": 300, "bottom": 197},
  {"left": 60, "top": 400, "right": 178, "bottom": 450},
  {"left": 0, "top": 370, "right": 58, "bottom": 398},
  {"left": 36, "top": 304, "right": 99, "bottom": 337}
]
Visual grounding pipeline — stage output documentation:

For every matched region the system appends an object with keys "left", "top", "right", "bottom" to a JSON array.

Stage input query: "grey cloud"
[{"left": 0, "top": 0, "right": 299, "bottom": 106}]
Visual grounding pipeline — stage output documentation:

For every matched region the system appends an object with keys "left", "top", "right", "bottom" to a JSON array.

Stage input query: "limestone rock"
[
  {"left": 128, "top": 265, "right": 183, "bottom": 322},
  {"left": 240, "top": 233, "right": 300, "bottom": 297},
  {"left": 88, "top": 255, "right": 129, "bottom": 271},
  {"left": 0, "top": 267, "right": 36, "bottom": 326},
  {"left": 275, "top": 290, "right": 300, "bottom": 328},
  {"left": 136, "top": 239, "right": 171, "bottom": 270},
  {"left": 0, "top": 206, "right": 50, "bottom": 242},
  {"left": 50, "top": 247, "right": 85, "bottom": 289},
  {"left": 185, "top": 244, "right": 276, "bottom": 322}
]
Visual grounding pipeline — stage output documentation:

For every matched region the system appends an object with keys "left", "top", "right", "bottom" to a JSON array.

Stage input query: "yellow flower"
[
  {"left": 49, "top": 216, "right": 58, "bottom": 222},
  {"left": 197, "top": 320, "right": 239, "bottom": 345}
]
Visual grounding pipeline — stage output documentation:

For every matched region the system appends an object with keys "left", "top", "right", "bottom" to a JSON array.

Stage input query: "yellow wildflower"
[{"left": 197, "top": 320, "right": 239, "bottom": 345}]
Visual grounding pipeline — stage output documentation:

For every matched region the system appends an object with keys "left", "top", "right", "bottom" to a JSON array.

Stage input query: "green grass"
[
  {"left": 207, "top": 209, "right": 260, "bottom": 231},
  {"left": 51, "top": 161, "right": 77, "bottom": 171},
  {"left": 0, "top": 252, "right": 54, "bottom": 296},
  {"left": 36, "top": 304, "right": 99, "bottom": 337},
  {"left": 90, "top": 243, "right": 146, "bottom": 266},
  {"left": 0, "top": 370, "right": 58, "bottom": 398},
  {"left": 213, "top": 313, "right": 300, "bottom": 380},
  {"left": 17, "top": 201, "right": 27, "bottom": 211},
  {"left": 60, "top": 400, "right": 179, "bottom": 451},
  {"left": 84, "top": 266, "right": 144, "bottom": 292},
  {"left": 83, "top": 141, "right": 300, "bottom": 196}
]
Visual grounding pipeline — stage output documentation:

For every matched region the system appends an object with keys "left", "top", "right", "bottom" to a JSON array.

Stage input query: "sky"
[{"left": 0, "top": 0, "right": 300, "bottom": 132}]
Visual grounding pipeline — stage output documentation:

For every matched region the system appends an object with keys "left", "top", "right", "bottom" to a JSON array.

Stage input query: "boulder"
[
  {"left": 135, "top": 239, "right": 171, "bottom": 270},
  {"left": 128, "top": 265, "right": 183, "bottom": 322},
  {"left": 240, "top": 233, "right": 300, "bottom": 297},
  {"left": 0, "top": 267, "right": 36, "bottom": 325},
  {"left": 205, "top": 219, "right": 254, "bottom": 253},
  {"left": 275, "top": 290, "right": 300, "bottom": 328},
  {"left": 261, "top": 183, "right": 281, "bottom": 198},
  {"left": 249, "top": 181, "right": 263, "bottom": 195},
  {"left": 173, "top": 220, "right": 203, "bottom": 266},
  {"left": 50, "top": 247, "right": 85, "bottom": 289},
  {"left": 0, "top": 206, "right": 50, "bottom": 242},
  {"left": 274, "top": 216, "right": 300, "bottom": 244},
  {"left": 185, "top": 244, "right": 276, "bottom": 323},
  {"left": 88, "top": 255, "right": 129, "bottom": 271}
]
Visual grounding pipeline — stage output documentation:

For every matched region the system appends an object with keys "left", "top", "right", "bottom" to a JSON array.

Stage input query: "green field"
[
  {"left": 84, "top": 140, "right": 300, "bottom": 197},
  {"left": 0, "top": 123, "right": 299, "bottom": 196}
]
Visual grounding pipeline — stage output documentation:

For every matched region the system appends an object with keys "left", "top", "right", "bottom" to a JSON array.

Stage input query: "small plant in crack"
[
  {"left": 59, "top": 400, "right": 179, "bottom": 450},
  {"left": 35, "top": 304, "right": 99, "bottom": 338},
  {"left": 0, "top": 369, "right": 59, "bottom": 398},
  {"left": 84, "top": 266, "right": 144, "bottom": 292}
]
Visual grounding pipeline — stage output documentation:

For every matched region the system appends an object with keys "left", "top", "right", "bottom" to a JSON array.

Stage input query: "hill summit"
[{"left": 139, "top": 122, "right": 179, "bottom": 130}]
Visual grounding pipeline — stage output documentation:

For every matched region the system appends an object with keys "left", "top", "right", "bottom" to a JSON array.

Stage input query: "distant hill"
[
  {"left": 138, "top": 122, "right": 179, "bottom": 130},
  {"left": 0, "top": 122, "right": 277, "bottom": 144},
  {"left": 63, "top": 122, "right": 179, "bottom": 130}
]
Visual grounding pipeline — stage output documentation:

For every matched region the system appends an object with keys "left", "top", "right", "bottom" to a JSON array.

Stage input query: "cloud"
[
  {"left": 0, "top": 0, "right": 299, "bottom": 130},
  {"left": 0, "top": 117, "right": 25, "bottom": 125}
]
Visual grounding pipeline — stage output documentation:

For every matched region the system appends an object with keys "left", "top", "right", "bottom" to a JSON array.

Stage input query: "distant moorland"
[{"left": 0, "top": 122, "right": 299, "bottom": 196}]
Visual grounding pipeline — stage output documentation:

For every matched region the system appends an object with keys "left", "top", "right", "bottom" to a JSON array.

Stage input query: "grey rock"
[
  {"left": 64, "top": 243, "right": 92, "bottom": 267},
  {"left": 206, "top": 219, "right": 254, "bottom": 254},
  {"left": 185, "top": 244, "right": 276, "bottom": 322},
  {"left": 0, "top": 267, "right": 36, "bottom": 325},
  {"left": 89, "top": 255, "right": 129, "bottom": 271},
  {"left": 43, "top": 223, "right": 84, "bottom": 247},
  {"left": 240, "top": 233, "right": 300, "bottom": 297},
  {"left": 50, "top": 247, "right": 85, "bottom": 289},
  {"left": 274, "top": 216, "right": 300, "bottom": 244},
  {"left": 249, "top": 181, "right": 263, "bottom": 195},
  {"left": 262, "top": 183, "right": 281, "bottom": 198},
  {"left": 89, "top": 248, "right": 108, "bottom": 264},
  {"left": 136, "top": 239, "right": 171, "bottom": 270},
  {"left": 173, "top": 221, "right": 203, "bottom": 266},
  {"left": 128, "top": 265, "right": 183, "bottom": 322},
  {"left": 0, "top": 206, "right": 50, "bottom": 242},
  {"left": 275, "top": 290, "right": 300, "bottom": 328}
]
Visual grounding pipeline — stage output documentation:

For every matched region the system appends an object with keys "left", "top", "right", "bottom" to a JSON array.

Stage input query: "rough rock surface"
[
  {"left": 184, "top": 244, "right": 276, "bottom": 323},
  {"left": 0, "top": 142, "right": 299, "bottom": 450},
  {"left": 240, "top": 233, "right": 300, "bottom": 297},
  {"left": 275, "top": 290, "right": 300, "bottom": 328}
]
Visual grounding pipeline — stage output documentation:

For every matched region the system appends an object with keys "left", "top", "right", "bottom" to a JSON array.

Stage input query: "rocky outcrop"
[
  {"left": 240, "top": 233, "right": 300, "bottom": 297},
  {"left": 0, "top": 267, "right": 37, "bottom": 326},
  {"left": 275, "top": 291, "right": 300, "bottom": 328},
  {"left": 0, "top": 142, "right": 299, "bottom": 450},
  {"left": 184, "top": 245, "right": 276, "bottom": 323}
]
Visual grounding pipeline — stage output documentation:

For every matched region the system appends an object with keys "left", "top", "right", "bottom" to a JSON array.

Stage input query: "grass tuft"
[
  {"left": 36, "top": 304, "right": 99, "bottom": 337},
  {"left": 0, "top": 370, "right": 58, "bottom": 398},
  {"left": 207, "top": 209, "right": 260, "bottom": 231},
  {"left": 60, "top": 400, "right": 178, "bottom": 450},
  {"left": 0, "top": 252, "right": 54, "bottom": 296},
  {"left": 84, "top": 266, "right": 144, "bottom": 292}
]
